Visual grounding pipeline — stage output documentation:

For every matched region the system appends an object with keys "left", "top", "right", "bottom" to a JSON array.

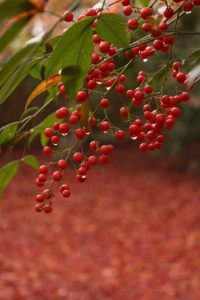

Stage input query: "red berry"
[
  {"left": 144, "top": 85, "right": 153, "bottom": 94},
  {"left": 59, "top": 122, "right": 70, "bottom": 135},
  {"left": 140, "top": 7, "right": 153, "bottom": 19},
  {"left": 55, "top": 107, "right": 69, "bottom": 119},
  {"left": 139, "top": 143, "right": 148, "bottom": 152},
  {"left": 90, "top": 140, "right": 98, "bottom": 151},
  {"left": 57, "top": 159, "right": 68, "bottom": 169},
  {"left": 100, "top": 121, "right": 110, "bottom": 132},
  {"left": 62, "top": 189, "right": 71, "bottom": 197},
  {"left": 69, "top": 114, "right": 79, "bottom": 124},
  {"left": 115, "top": 129, "right": 125, "bottom": 140},
  {"left": 35, "top": 193, "right": 45, "bottom": 203},
  {"left": 164, "top": 7, "right": 174, "bottom": 19},
  {"left": 60, "top": 184, "right": 70, "bottom": 193},
  {"left": 128, "top": 19, "right": 139, "bottom": 30},
  {"left": 38, "top": 174, "right": 46, "bottom": 182},
  {"left": 78, "top": 167, "right": 87, "bottom": 175},
  {"left": 99, "top": 155, "right": 109, "bottom": 164},
  {"left": 64, "top": 11, "right": 73, "bottom": 22},
  {"left": 99, "top": 41, "right": 110, "bottom": 53},
  {"left": 39, "top": 165, "right": 48, "bottom": 174},
  {"left": 88, "top": 155, "right": 98, "bottom": 165},
  {"left": 76, "top": 91, "right": 88, "bottom": 102},
  {"left": 52, "top": 171, "right": 62, "bottom": 182},
  {"left": 75, "top": 128, "right": 86, "bottom": 139},
  {"left": 43, "top": 146, "right": 52, "bottom": 155},
  {"left": 44, "top": 128, "right": 54, "bottom": 138},
  {"left": 35, "top": 203, "right": 43, "bottom": 212},
  {"left": 100, "top": 98, "right": 110, "bottom": 109},
  {"left": 123, "top": 6, "right": 132, "bottom": 16},
  {"left": 73, "top": 152, "right": 83, "bottom": 163},
  {"left": 120, "top": 107, "right": 129, "bottom": 117},
  {"left": 176, "top": 72, "right": 187, "bottom": 83},
  {"left": 44, "top": 204, "right": 52, "bottom": 213},
  {"left": 51, "top": 135, "right": 59, "bottom": 145}
]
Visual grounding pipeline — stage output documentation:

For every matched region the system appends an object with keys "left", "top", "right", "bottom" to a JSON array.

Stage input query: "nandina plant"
[{"left": 0, "top": 0, "right": 200, "bottom": 213}]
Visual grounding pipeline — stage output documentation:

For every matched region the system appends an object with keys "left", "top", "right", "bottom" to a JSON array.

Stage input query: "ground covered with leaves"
[{"left": 0, "top": 144, "right": 200, "bottom": 300}]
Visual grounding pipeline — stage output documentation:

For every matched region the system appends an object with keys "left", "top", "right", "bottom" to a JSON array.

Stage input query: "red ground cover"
[{"left": 0, "top": 145, "right": 200, "bottom": 300}]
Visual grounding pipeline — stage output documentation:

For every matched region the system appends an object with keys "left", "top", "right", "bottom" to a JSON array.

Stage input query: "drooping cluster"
[{"left": 34, "top": 0, "right": 198, "bottom": 213}]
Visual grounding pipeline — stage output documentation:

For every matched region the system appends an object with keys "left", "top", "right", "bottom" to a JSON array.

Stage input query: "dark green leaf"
[
  {"left": 149, "top": 64, "right": 170, "bottom": 86},
  {"left": 46, "top": 17, "right": 95, "bottom": 100},
  {"left": 0, "top": 160, "right": 19, "bottom": 196},
  {"left": 96, "top": 13, "right": 129, "bottom": 48},
  {"left": 0, "top": 0, "right": 34, "bottom": 21},
  {"left": 0, "top": 123, "right": 18, "bottom": 146},
  {"left": 0, "top": 17, "right": 31, "bottom": 53},
  {"left": 22, "top": 155, "right": 39, "bottom": 170},
  {"left": 139, "top": 0, "right": 151, "bottom": 7}
]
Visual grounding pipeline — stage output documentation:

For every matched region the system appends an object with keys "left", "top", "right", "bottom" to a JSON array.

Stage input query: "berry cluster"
[{"left": 34, "top": 0, "right": 198, "bottom": 213}]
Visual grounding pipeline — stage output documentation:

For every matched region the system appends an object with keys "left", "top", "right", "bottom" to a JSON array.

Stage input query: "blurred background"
[{"left": 0, "top": 1, "right": 200, "bottom": 299}]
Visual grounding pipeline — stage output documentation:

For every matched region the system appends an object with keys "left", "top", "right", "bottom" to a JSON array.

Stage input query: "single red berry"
[
  {"left": 120, "top": 107, "right": 129, "bottom": 117},
  {"left": 69, "top": 114, "right": 79, "bottom": 124},
  {"left": 39, "top": 165, "right": 48, "bottom": 174},
  {"left": 99, "top": 41, "right": 110, "bottom": 53},
  {"left": 115, "top": 129, "right": 125, "bottom": 140},
  {"left": 176, "top": 72, "right": 187, "bottom": 83},
  {"left": 100, "top": 98, "right": 110, "bottom": 109},
  {"left": 53, "top": 122, "right": 60, "bottom": 131},
  {"left": 123, "top": 6, "right": 132, "bottom": 16},
  {"left": 78, "top": 167, "right": 87, "bottom": 175},
  {"left": 88, "top": 155, "right": 98, "bottom": 165},
  {"left": 128, "top": 19, "right": 139, "bottom": 30},
  {"left": 142, "top": 23, "right": 152, "bottom": 32},
  {"left": 51, "top": 135, "right": 59, "bottom": 145},
  {"left": 52, "top": 171, "right": 62, "bottom": 182},
  {"left": 76, "top": 91, "right": 88, "bottom": 102},
  {"left": 144, "top": 85, "right": 153, "bottom": 94},
  {"left": 57, "top": 159, "right": 68, "bottom": 169},
  {"left": 44, "top": 204, "right": 52, "bottom": 213},
  {"left": 90, "top": 141, "right": 98, "bottom": 151},
  {"left": 85, "top": 8, "right": 97, "bottom": 16},
  {"left": 140, "top": 7, "right": 153, "bottom": 19},
  {"left": 73, "top": 152, "right": 84, "bottom": 163},
  {"left": 43, "top": 146, "right": 52, "bottom": 155},
  {"left": 55, "top": 107, "right": 69, "bottom": 119},
  {"left": 35, "top": 203, "right": 43, "bottom": 212},
  {"left": 75, "top": 128, "right": 86, "bottom": 139},
  {"left": 164, "top": 7, "right": 174, "bottom": 19},
  {"left": 121, "top": 0, "right": 130, "bottom": 5},
  {"left": 139, "top": 143, "right": 148, "bottom": 152},
  {"left": 183, "top": 1, "right": 193, "bottom": 12},
  {"left": 64, "top": 11, "right": 73, "bottom": 22},
  {"left": 38, "top": 174, "right": 46, "bottom": 182},
  {"left": 99, "top": 155, "right": 109, "bottom": 164},
  {"left": 44, "top": 128, "right": 54, "bottom": 138},
  {"left": 60, "top": 184, "right": 70, "bottom": 193},
  {"left": 89, "top": 116, "right": 97, "bottom": 127},
  {"left": 170, "top": 107, "right": 181, "bottom": 118},
  {"left": 100, "top": 121, "right": 110, "bottom": 132},
  {"left": 62, "top": 189, "right": 71, "bottom": 197},
  {"left": 35, "top": 193, "right": 45, "bottom": 203},
  {"left": 59, "top": 122, "right": 70, "bottom": 135}
]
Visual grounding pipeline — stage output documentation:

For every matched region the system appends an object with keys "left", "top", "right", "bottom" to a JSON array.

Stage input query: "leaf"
[
  {"left": 0, "top": 160, "right": 19, "bottom": 197},
  {"left": 46, "top": 16, "right": 95, "bottom": 100},
  {"left": 96, "top": 13, "right": 129, "bottom": 48},
  {"left": 183, "top": 48, "right": 200, "bottom": 70},
  {"left": 22, "top": 155, "right": 39, "bottom": 170},
  {"left": 25, "top": 74, "right": 62, "bottom": 110},
  {"left": 139, "top": 0, "right": 151, "bottom": 7},
  {"left": 0, "top": 0, "right": 34, "bottom": 21},
  {"left": 0, "top": 17, "right": 31, "bottom": 54},
  {"left": 0, "top": 123, "right": 18, "bottom": 146},
  {"left": 0, "top": 50, "right": 43, "bottom": 105}
]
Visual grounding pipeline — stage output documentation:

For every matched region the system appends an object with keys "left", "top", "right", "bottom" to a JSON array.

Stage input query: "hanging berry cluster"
[{"left": 34, "top": 0, "right": 199, "bottom": 213}]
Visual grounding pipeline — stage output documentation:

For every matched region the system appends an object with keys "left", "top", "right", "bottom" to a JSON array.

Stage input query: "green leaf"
[
  {"left": 46, "top": 16, "right": 95, "bottom": 100},
  {"left": 139, "top": 0, "right": 151, "bottom": 7},
  {"left": 96, "top": 13, "right": 129, "bottom": 48},
  {"left": 22, "top": 155, "right": 39, "bottom": 170},
  {"left": 183, "top": 48, "right": 200, "bottom": 70},
  {"left": 0, "top": 160, "right": 19, "bottom": 196},
  {"left": 0, "top": 17, "right": 31, "bottom": 53},
  {"left": 0, "top": 123, "right": 18, "bottom": 146},
  {"left": 0, "top": 0, "right": 33, "bottom": 21},
  {"left": 0, "top": 50, "right": 43, "bottom": 105}
]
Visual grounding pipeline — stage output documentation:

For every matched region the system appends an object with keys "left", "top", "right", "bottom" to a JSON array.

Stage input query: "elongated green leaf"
[
  {"left": 96, "top": 13, "right": 129, "bottom": 48},
  {"left": 0, "top": 160, "right": 19, "bottom": 196},
  {"left": 0, "top": 0, "right": 33, "bottom": 21},
  {"left": 0, "top": 123, "right": 18, "bottom": 146},
  {"left": 0, "top": 17, "right": 31, "bottom": 53},
  {"left": 46, "top": 17, "right": 94, "bottom": 100},
  {"left": 139, "top": 0, "right": 151, "bottom": 7},
  {"left": 149, "top": 64, "right": 171, "bottom": 86},
  {"left": 22, "top": 155, "right": 39, "bottom": 170},
  {"left": 0, "top": 55, "right": 42, "bottom": 105}
]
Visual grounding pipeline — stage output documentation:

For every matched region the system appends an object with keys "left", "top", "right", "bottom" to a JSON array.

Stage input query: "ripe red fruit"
[
  {"left": 43, "top": 146, "right": 52, "bottom": 155},
  {"left": 76, "top": 91, "right": 88, "bottom": 102},
  {"left": 73, "top": 152, "right": 84, "bottom": 163},
  {"left": 62, "top": 189, "right": 71, "bottom": 197},
  {"left": 100, "top": 121, "right": 110, "bottom": 132},
  {"left": 164, "top": 7, "right": 174, "bottom": 19},
  {"left": 78, "top": 167, "right": 87, "bottom": 175},
  {"left": 134, "top": 90, "right": 144, "bottom": 101},
  {"left": 59, "top": 122, "right": 70, "bottom": 134},
  {"left": 88, "top": 155, "right": 98, "bottom": 165},
  {"left": 183, "top": 1, "right": 193, "bottom": 12},
  {"left": 144, "top": 85, "right": 153, "bottom": 94},
  {"left": 90, "top": 141, "right": 98, "bottom": 151},
  {"left": 44, "top": 128, "right": 54, "bottom": 138},
  {"left": 38, "top": 174, "right": 46, "bottom": 182},
  {"left": 88, "top": 116, "right": 97, "bottom": 127},
  {"left": 60, "top": 184, "right": 70, "bottom": 193},
  {"left": 123, "top": 6, "right": 132, "bottom": 16},
  {"left": 128, "top": 19, "right": 139, "bottom": 30},
  {"left": 100, "top": 98, "right": 110, "bottom": 109},
  {"left": 121, "top": 0, "right": 130, "bottom": 5},
  {"left": 69, "top": 114, "right": 79, "bottom": 124},
  {"left": 44, "top": 204, "right": 52, "bottom": 213},
  {"left": 52, "top": 171, "right": 62, "bottom": 182},
  {"left": 53, "top": 122, "right": 60, "bottom": 131},
  {"left": 176, "top": 72, "right": 187, "bottom": 83},
  {"left": 170, "top": 107, "right": 181, "bottom": 118},
  {"left": 139, "top": 143, "right": 148, "bottom": 152},
  {"left": 115, "top": 130, "right": 125, "bottom": 140},
  {"left": 35, "top": 203, "right": 43, "bottom": 212},
  {"left": 51, "top": 135, "right": 59, "bottom": 145},
  {"left": 64, "top": 11, "right": 73, "bottom": 22},
  {"left": 57, "top": 159, "right": 68, "bottom": 169},
  {"left": 99, "top": 41, "right": 110, "bottom": 53},
  {"left": 55, "top": 107, "right": 69, "bottom": 119},
  {"left": 153, "top": 39, "right": 163, "bottom": 50},
  {"left": 140, "top": 7, "right": 153, "bottom": 19},
  {"left": 75, "top": 128, "right": 86, "bottom": 139},
  {"left": 85, "top": 8, "right": 97, "bottom": 16},
  {"left": 137, "top": 75, "right": 145, "bottom": 84},
  {"left": 120, "top": 107, "right": 129, "bottom": 117},
  {"left": 35, "top": 194, "right": 45, "bottom": 203},
  {"left": 142, "top": 23, "right": 152, "bottom": 32},
  {"left": 39, "top": 165, "right": 48, "bottom": 174}
]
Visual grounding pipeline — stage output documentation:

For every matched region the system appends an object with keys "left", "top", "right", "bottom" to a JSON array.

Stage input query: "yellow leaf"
[{"left": 25, "top": 74, "right": 62, "bottom": 110}]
